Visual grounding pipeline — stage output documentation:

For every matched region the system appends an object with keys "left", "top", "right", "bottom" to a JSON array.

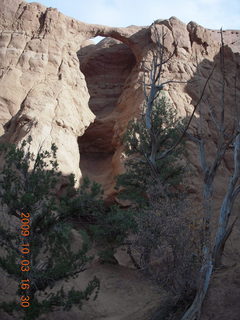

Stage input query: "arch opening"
[{"left": 77, "top": 38, "right": 136, "bottom": 197}]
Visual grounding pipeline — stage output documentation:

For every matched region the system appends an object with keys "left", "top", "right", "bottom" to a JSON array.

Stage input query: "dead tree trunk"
[
  {"left": 181, "top": 249, "right": 213, "bottom": 320},
  {"left": 181, "top": 30, "right": 240, "bottom": 320},
  {"left": 213, "top": 132, "right": 240, "bottom": 267},
  {"left": 183, "top": 116, "right": 225, "bottom": 320}
]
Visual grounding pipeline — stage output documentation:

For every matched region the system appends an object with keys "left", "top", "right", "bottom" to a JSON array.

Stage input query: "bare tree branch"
[{"left": 181, "top": 29, "right": 240, "bottom": 320}]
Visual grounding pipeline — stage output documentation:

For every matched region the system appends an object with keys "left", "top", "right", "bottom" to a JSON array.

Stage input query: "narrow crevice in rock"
[{"left": 77, "top": 38, "right": 136, "bottom": 195}]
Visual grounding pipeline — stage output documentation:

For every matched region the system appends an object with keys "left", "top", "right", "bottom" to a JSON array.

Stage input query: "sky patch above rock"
[{"left": 27, "top": 0, "right": 240, "bottom": 30}]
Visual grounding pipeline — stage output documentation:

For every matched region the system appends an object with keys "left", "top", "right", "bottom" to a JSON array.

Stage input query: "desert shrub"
[
  {"left": 88, "top": 204, "right": 137, "bottom": 263},
  {"left": 116, "top": 96, "right": 201, "bottom": 316},
  {"left": 135, "top": 184, "right": 201, "bottom": 295},
  {"left": 0, "top": 137, "right": 99, "bottom": 320},
  {"left": 61, "top": 176, "right": 137, "bottom": 264},
  {"left": 116, "top": 96, "right": 185, "bottom": 206}
]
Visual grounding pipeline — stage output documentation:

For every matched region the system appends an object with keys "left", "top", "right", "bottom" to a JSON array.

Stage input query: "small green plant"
[
  {"left": 89, "top": 204, "right": 137, "bottom": 263},
  {"left": 62, "top": 176, "right": 137, "bottom": 264},
  {"left": 0, "top": 137, "right": 99, "bottom": 320}
]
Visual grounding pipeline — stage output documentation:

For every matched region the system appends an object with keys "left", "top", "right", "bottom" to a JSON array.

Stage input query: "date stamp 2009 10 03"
[{"left": 19, "top": 212, "right": 31, "bottom": 308}]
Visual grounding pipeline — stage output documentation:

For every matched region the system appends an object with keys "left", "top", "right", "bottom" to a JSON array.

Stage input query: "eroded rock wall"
[
  {"left": 0, "top": 0, "right": 97, "bottom": 182},
  {"left": 2, "top": 0, "right": 239, "bottom": 192}
]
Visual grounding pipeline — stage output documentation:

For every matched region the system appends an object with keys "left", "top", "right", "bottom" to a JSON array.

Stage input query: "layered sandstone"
[{"left": 0, "top": 0, "right": 240, "bottom": 319}]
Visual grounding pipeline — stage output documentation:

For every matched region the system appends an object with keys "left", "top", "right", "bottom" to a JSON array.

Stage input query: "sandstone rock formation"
[{"left": 0, "top": 0, "right": 240, "bottom": 319}]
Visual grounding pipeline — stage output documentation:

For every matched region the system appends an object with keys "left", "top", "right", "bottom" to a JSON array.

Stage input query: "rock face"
[
  {"left": 0, "top": 0, "right": 96, "bottom": 182},
  {"left": 1, "top": 0, "right": 240, "bottom": 319}
]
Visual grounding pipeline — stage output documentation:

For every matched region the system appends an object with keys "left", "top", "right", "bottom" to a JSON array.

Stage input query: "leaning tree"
[{"left": 181, "top": 30, "right": 240, "bottom": 320}]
